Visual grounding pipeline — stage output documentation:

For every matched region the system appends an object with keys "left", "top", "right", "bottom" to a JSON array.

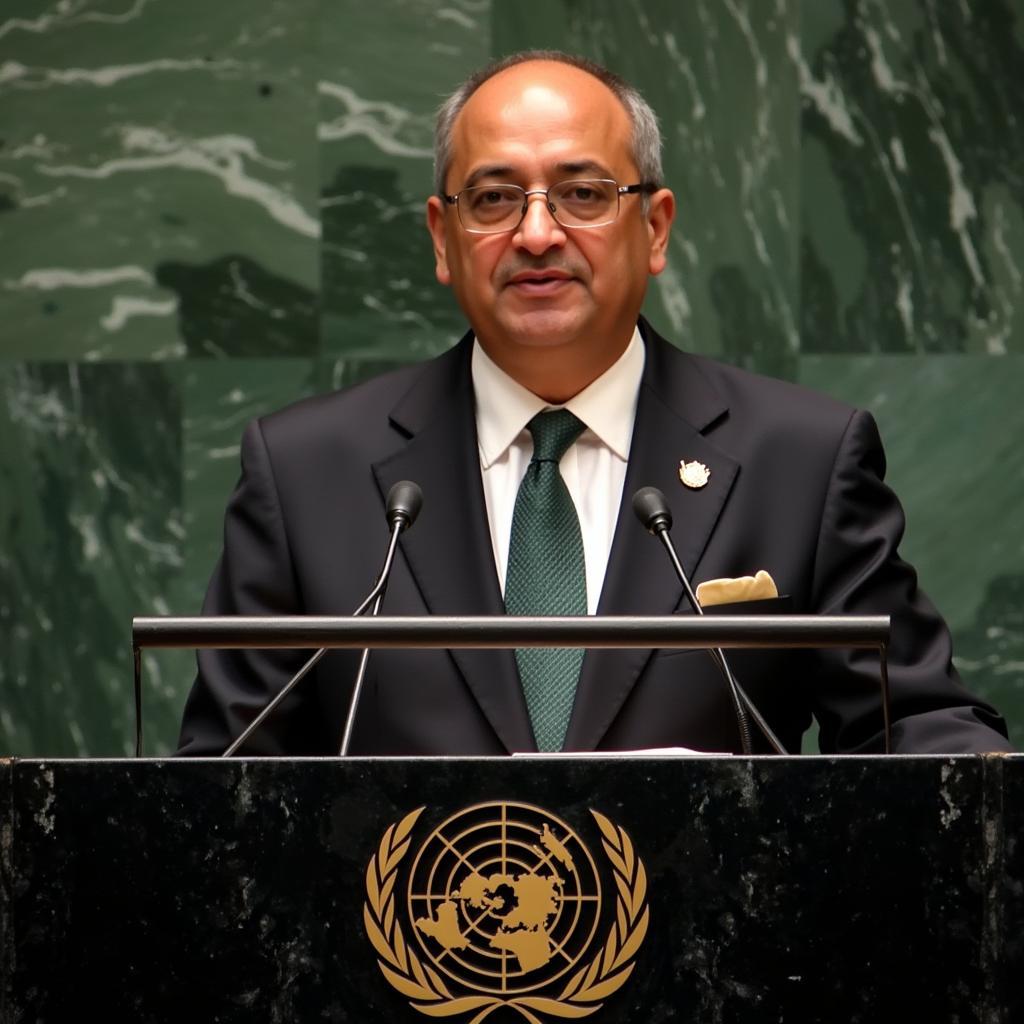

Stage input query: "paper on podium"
[{"left": 512, "top": 748, "right": 730, "bottom": 757}]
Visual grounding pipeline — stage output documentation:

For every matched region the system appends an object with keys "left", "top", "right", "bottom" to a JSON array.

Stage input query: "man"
[{"left": 178, "top": 51, "right": 1010, "bottom": 756}]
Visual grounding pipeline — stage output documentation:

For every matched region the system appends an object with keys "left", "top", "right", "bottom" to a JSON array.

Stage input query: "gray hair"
[{"left": 433, "top": 50, "right": 664, "bottom": 198}]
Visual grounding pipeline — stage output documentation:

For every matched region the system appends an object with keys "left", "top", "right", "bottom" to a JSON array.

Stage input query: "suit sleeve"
[
  {"left": 808, "top": 409, "right": 1012, "bottom": 753},
  {"left": 176, "top": 418, "right": 330, "bottom": 755}
]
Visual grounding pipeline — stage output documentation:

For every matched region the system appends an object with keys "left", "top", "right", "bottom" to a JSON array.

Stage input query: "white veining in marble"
[
  {"left": 0, "top": 57, "right": 244, "bottom": 89},
  {"left": 37, "top": 126, "right": 319, "bottom": 238},
  {"left": 318, "top": 81, "right": 433, "bottom": 159}
]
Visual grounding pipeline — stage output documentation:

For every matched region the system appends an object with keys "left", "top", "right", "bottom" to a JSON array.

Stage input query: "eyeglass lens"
[{"left": 459, "top": 179, "right": 619, "bottom": 232}]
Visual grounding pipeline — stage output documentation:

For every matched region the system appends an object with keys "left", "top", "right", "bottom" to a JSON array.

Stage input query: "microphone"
[
  {"left": 222, "top": 480, "right": 422, "bottom": 757},
  {"left": 338, "top": 481, "right": 423, "bottom": 755},
  {"left": 385, "top": 479, "right": 422, "bottom": 531},
  {"left": 632, "top": 486, "right": 786, "bottom": 755}
]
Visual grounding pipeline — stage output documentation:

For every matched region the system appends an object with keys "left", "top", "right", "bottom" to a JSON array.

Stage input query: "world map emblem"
[{"left": 363, "top": 801, "right": 649, "bottom": 1022}]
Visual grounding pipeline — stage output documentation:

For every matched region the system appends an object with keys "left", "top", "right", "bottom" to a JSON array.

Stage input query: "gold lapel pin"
[{"left": 679, "top": 459, "right": 710, "bottom": 489}]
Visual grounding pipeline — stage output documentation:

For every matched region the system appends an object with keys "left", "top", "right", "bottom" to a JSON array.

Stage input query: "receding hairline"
[
  {"left": 451, "top": 61, "right": 633, "bottom": 165},
  {"left": 461, "top": 57, "right": 632, "bottom": 115},
  {"left": 433, "top": 50, "right": 663, "bottom": 197}
]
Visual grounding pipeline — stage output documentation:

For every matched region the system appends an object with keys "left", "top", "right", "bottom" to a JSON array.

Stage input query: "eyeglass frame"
[{"left": 440, "top": 179, "right": 660, "bottom": 234}]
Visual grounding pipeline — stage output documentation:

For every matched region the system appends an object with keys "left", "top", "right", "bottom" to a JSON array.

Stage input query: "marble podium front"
[{"left": 1, "top": 755, "right": 1021, "bottom": 1022}]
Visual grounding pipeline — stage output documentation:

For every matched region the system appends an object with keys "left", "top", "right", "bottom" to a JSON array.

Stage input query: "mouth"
[{"left": 506, "top": 271, "right": 576, "bottom": 295}]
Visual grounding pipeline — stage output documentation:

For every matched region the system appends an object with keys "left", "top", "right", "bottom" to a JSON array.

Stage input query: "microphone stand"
[
  {"left": 337, "top": 529, "right": 399, "bottom": 756},
  {"left": 222, "top": 481, "right": 420, "bottom": 758},
  {"left": 651, "top": 526, "right": 785, "bottom": 755},
  {"left": 634, "top": 487, "right": 786, "bottom": 755},
  {"left": 221, "top": 533, "right": 399, "bottom": 757}
]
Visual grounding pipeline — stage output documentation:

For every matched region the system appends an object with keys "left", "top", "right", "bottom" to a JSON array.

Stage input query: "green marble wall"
[{"left": 1, "top": 0, "right": 1021, "bottom": 756}]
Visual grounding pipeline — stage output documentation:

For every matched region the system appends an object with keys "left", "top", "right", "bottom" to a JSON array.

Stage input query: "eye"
[
  {"left": 467, "top": 186, "right": 520, "bottom": 211},
  {"left": 554, "top": 180, "right": 615, "bottom": 209}
]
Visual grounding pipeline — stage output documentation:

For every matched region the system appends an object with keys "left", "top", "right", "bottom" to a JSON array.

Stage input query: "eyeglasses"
[{"left": 442, "top": 179, "right": 658, "bottom": 234}]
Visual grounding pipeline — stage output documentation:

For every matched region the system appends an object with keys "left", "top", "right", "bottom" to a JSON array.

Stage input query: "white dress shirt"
[{"left": 472, "top": 328, "right": 645, "bottom": 614}]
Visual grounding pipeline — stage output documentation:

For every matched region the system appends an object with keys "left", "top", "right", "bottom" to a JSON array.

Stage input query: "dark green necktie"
[{"left": 504, "top": 409, "right": 588, "bottom": 752}]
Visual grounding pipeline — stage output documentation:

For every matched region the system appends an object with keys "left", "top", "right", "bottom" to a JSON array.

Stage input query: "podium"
[{"left": 2, "top": 755, "right": 1021, "bottom": 1021}]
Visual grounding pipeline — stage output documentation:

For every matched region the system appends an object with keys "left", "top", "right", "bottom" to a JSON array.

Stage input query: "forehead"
[{"left": 449, "top": 61, "right": 635, "bottom": 183}]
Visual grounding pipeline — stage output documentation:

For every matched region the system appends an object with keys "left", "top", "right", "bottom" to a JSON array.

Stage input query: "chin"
[{"left": 498, "top": 310, "right": 589, "bottom": 349}]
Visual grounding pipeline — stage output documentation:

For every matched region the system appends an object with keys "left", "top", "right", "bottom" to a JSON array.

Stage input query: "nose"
[{"left": 513, "top": 191, "right": 567, "bottom": 255}]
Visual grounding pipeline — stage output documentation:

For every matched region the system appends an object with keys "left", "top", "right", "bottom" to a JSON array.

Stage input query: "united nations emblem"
[{"left": 363, "top": 801, "right": 649, "bottom": 1021}]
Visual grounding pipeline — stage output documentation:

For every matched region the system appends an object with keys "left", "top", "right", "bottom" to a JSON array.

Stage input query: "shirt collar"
[{"left": 472, "top": 326, "right": 645, "bottom": 469}]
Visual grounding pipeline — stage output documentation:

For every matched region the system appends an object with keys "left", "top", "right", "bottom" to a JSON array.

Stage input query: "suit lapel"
[
  {"left": 372, "top": 336, "right": 536, "bottom": 753},
  {"left": 562, "top": 323, "right": 740, "bottom": 750}
]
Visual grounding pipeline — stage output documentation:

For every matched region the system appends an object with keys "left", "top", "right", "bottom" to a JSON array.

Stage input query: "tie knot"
[{"left": 527, "top": 409, "right": 585, "bottom": 464}]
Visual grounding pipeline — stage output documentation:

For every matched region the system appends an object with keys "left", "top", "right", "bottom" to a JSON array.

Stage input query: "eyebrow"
[
  {"left": 460, "top": 158, "right": 615, "bottom": 190},
  {"left": 462, "top": 164, "right": 517, "bottom": 189}
]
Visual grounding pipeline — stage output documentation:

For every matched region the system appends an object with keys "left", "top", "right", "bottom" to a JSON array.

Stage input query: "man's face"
[{"left": 426, "top": 61, "right": 674, "bottom": 396}]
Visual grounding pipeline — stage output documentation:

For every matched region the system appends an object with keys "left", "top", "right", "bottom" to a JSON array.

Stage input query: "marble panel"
[
  {"left": 0, "top": 0, "right": 318, "bottom": 361},
  {"left": 3, "top": 0, "right": 1023, "bottom": 760},
  {"left": 800, "top": 0, "right": 1024, "bottom": 353},
  {"left": 318, "top": 0, "right": 488, "bottom": 370},
  {"left": 494, "top": 0, "right": 801, "bottom": 378},
  {"left": 179, "top": 357, "right": 318, "bottom": 616},
  {"left": 118, "top": 357, "right": 325, "bottom": 757},
  {"left": 799, "top": 354, "right": 1024, "bottom": 746},
  {"left": 0, "top": 362, "right": 182, "bottom": 757}
]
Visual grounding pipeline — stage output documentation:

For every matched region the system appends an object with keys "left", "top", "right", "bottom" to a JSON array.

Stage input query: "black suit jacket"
[{"left": 178, "top": 321, "right": 1011, "bottom": 755}]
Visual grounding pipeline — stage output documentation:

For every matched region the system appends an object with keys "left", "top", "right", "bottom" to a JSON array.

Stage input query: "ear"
[
  {"left": 426, "top": 196, "right": 452, "bottom": 286},
  {"left": 645, "top": 188, "right": 676, "bottom": 277}
]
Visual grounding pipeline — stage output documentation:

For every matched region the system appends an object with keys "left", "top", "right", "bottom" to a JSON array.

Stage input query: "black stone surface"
[
  {"left": 0, "top": 760, "right": 10, "bottom": 1023},
  {"left": 995, "top": 756, "right": 1023, "bottom": 1020},
  {"left": 3, "top": 756, "right": 1020, "bottom": 1022}
]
